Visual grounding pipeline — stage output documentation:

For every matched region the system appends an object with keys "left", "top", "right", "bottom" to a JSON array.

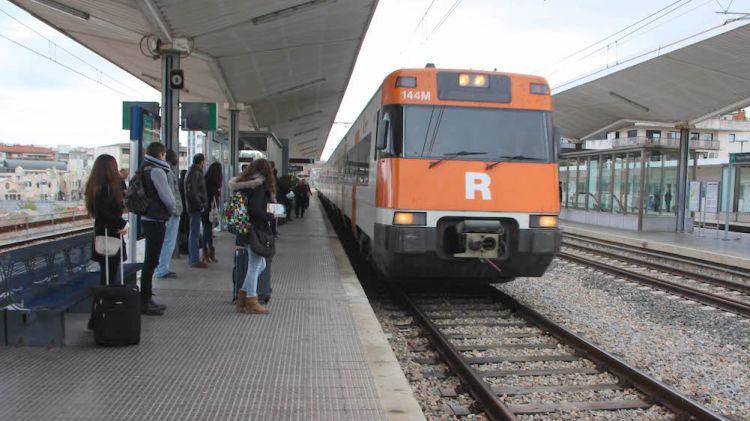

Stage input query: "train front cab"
[{"left": 367, "top": 69, "right": 562, "bottom": 282}]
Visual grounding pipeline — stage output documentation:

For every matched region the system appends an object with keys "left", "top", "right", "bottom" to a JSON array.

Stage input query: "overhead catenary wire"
[
  {"left": 543, "top": 0, "right": 699, "bottom": 79},
  {"left": 0, "top": 6, "right": 139, "bottom": 95},
  {"left": 535, "top": 0, "right": 694, "bottom": 74},
  {"left": 0, "top": 32, "right": 133, "bottom": 98}
]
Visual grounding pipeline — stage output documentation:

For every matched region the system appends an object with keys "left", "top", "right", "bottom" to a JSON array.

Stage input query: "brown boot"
[
  {"left": 235, "top": 290, "right": 247, "bottom": 313},
  {"left": 202, "top": 249, "right": 211, "bottom": 264},
  {"left": 209, "top": 246, "right": 218, "bottom": 263},
  {"left": 244, "top": 296, "right": 269, "bottom": 314}
]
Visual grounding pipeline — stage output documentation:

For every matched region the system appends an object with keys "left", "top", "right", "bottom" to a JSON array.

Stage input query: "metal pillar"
[
  {"left": 161, "top": 53, "right": 180, "bottom": 156},
  {"left": 229, "top": 109, "right": 239, "bottom": 176},
  {"left": 676, "top": 127, "right": 690, "bottom": 232}
]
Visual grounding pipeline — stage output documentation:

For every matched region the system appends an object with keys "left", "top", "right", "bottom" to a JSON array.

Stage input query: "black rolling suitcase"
[
  {"left": 258, "top": 260, "right": 271, "bottom": 304},
  {"left": 232, "top": 248, "right": 272, "bottom": 304},
  {"left": 92, "top": 232, "right": 141, "bottom": 346}
]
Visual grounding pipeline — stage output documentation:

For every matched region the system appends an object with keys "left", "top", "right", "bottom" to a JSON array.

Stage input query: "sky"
[{"left": 0, "top": 0, "right": 748, "bottom": 159}]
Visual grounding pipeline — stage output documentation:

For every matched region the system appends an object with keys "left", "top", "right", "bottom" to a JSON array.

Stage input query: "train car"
[{"left": 317, "top": 67, "right": 561, "bottom": 282}]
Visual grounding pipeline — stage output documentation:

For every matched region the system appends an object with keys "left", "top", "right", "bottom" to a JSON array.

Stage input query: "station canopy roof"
[
  {"left": 553, "top": 23, "right": 750, "bottom": 141},
  {"left": 10, "top": 0, "right": 378, "bottom": 159}
]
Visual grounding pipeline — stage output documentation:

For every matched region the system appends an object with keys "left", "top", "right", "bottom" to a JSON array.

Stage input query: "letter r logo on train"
[{"left": 465, "top": 172, "right": 491, "bottom": 201}]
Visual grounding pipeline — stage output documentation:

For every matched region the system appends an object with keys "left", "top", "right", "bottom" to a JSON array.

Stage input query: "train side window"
[{"left": 376, "top": 113, "right": 392, "bottom": 159}]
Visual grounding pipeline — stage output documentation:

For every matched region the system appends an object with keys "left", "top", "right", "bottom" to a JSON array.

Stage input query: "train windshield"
[{"left": 401, "top": 105, "right": 553, "bottom": 162}]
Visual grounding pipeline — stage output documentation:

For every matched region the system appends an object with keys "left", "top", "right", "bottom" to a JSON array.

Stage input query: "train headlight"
[
  {"left": 530, "top": 215, "right": 558, "bottom": 228},
  {"left": 393, "top": 212, "right": 427, "bottom": 226}
]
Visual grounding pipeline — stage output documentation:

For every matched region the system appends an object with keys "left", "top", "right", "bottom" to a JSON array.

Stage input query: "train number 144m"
[{"left": 401, "top": 90, "right": 431, "bottom": 101}]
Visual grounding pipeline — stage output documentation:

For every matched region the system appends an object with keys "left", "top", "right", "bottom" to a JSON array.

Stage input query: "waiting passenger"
[
  {"left": 202, "top": 162, "right": 223, "bottom": 263},
  {"left": 185, "top": 153, "right": 209, "bottom": 267},
  {"left": 86, "top": 154, "right": 128, "bottom": 287},
  {"left": 155, "top": 149, "right": 183, "bottom": 279},
  {"left": 140, "top": 142, "right": 176, "bottom": 315},
  {"left": 228, "top": 159, "right": 275, "bottom": 314}
]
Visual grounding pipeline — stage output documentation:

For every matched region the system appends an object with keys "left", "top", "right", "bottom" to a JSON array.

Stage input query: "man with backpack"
[
  {"left": 138, "top": 142, "right": 176, "bottom": 316},
  {"left": 185, "top": 153, "right": 209, "bottom": 268}
]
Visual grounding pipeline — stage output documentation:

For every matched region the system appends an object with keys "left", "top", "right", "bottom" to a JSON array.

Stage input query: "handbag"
[
  {"left": 209, "top": 198, "right": 220, "bottom": 227},
  {"left": 248, "top": 224, "right": 275, "bottom": 258},
  {"left": 95, "top": 228, "right": 125, "bottom": 285},
  {"left": 95, "top": 231, "right": 121, "bottom": 256}
]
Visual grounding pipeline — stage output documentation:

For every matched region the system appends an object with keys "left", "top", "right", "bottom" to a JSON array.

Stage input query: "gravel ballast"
[{"left": 498, "top": 258, "right": 750, "bottom": 420}]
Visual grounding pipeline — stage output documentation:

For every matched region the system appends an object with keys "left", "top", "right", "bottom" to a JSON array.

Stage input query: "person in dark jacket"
[
  {"left": 228, "top": 159, "right": 275, "bottom": 315},
  {"left": 185, "top": 153, "right": 209, "bottom": 267},
  {"left": 141, "top": 142, "right": 177, "bottom": 315},
  {"left": 202, "top": 162, "right": 223, "bottom": 263},
  {"left": 293, "top": 179, "right": 312, "bottom": 218},
  {"left": 86, "top": 154, "right": 128, "bottom": 286},
  {"left": 178, "top": 169, "right": 189, "bottom": 255}
]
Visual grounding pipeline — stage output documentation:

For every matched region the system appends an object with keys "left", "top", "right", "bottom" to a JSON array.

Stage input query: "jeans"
[
  {"left": 188, "top": 211, "right": 202, "bottom": 264},
  {"left": 155, "top": 215, "right": 180, "bottom": 277},
  {"left": 242, "top": 247, "right": 266, "bottom": 298},
  {"left": 142, "top": 220, "right": 166, "bottom": 303}
]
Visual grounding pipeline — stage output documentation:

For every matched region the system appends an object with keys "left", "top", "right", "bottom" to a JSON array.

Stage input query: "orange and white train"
[{"left": 317, "top": 67, "right": 561, "bottom": 282}]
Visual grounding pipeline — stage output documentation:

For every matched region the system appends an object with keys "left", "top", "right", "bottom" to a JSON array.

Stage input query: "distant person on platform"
[
  {"left": 155, "top": 149, "right": 183, "bottom": 279},
  {"left": 664, "top": 187, "right": 672, "bottom": 212},
  {"left": 185, "top": 153, "right": 209, "bottom": 267},
  {"left": 140, "top": 142, "right": 176, "bottom": 316},
  {"left": 202, "top": 162, "right": 223, "bottom": 263},
  {"left": 293, "top": 179, "right": 312, "bottom": 218}
]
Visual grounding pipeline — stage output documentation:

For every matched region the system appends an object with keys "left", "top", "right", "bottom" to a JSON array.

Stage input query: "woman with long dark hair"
[
  {"left": 85, "top": 154, "right": 128, "bottom": 286},
  {"left": 202, "top": 161, "right": 223, "bottom": 263},
  {"left": 228, "top": 158, "right": 275, "bottom": 314}
]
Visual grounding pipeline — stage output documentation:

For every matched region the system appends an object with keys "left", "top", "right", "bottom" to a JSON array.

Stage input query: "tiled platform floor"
[{"left": 0, "top": 201, "right": 387, "bottom": 420}]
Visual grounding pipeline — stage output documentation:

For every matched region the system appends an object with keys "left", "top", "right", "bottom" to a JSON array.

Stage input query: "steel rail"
[
  {"left": 563, "top": 232, "right": 750, "bottom": 279},
  {"left": 562, "top": 241, "right": 750, "bottom": 294},
  {"left": 561, "top": 251, "right": 750, "bottom": 318},
  {"left": 489, "top": 288, "right": 727, "bottom": 421},
  {"left": 396, "top": 289, "right": 518, "bottom": 421}
]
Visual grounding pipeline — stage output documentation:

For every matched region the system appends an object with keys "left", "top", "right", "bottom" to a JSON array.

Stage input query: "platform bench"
[{"left": 0, "top": 232, "right": 141, "bottom": 347}]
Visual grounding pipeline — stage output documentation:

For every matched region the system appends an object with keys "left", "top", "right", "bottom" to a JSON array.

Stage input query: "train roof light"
[{"left": 458, "top": 73, "right": 488, "bottom": 88}]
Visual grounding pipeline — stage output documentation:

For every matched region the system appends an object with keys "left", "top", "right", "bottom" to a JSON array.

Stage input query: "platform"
[
  {"left": 0, "top": 200, "right": 424, "bottom": 420},
  {"left": 561, "top": 220, "right": 750, "bottom": 270}
]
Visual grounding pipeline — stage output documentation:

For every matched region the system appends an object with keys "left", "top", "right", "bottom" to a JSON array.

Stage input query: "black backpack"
[{"left": 124, "top": 170, "right": 151, "bottom": 215}]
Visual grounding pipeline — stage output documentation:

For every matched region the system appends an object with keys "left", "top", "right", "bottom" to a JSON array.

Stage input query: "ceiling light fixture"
[
  {"left": 293, "top": 127, "right": 320, "bottom": 137},
  {"left": 609, "top": 91, "right": 650, "bottom": 113},
  {"left": 252, "top": 0, "right": 336, "bottom": 25},
  {"left": 32, "top": 0, "right": 90, "bottom": 20},
  {"left": 288, "top": 110, "right": 323, "bottom": 122},
  {"left": 276, "top": 78, "right": 326, "bottom": 96}
]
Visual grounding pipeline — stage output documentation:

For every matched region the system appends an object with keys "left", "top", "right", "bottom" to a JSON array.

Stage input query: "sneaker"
[
  {"left": 191, "top": 262, "right": 209, "bottom": 268},
  {"left": 141, "top": 302, "right": 164, "bottom": 316}
]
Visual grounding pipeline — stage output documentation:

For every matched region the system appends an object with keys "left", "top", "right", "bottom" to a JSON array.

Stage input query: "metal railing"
[
  {"left": 611, "top": 136, "right": 720, "bottom": 150},
  {"left": 0, "top": 210, "right": 90, "bottom": 237}
]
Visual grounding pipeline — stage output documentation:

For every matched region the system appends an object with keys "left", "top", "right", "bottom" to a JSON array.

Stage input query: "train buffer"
[{"left": 0, "top": 232, "right": 141, "bottom": 347}]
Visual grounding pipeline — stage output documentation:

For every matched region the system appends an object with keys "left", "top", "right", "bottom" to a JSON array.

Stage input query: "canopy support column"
[
  {"left": 161, "top": 53, "right": 180, "bottom": 156},
  {"left": 676, "top": 126, "right": 690, "bottom": 232}
]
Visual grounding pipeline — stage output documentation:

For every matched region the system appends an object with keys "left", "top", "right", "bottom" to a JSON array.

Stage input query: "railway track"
[
  {"left": 561, "top": 234, "right": 750, "bottom": 318},
  {"left": 397, "top": 285, "right": 725, "bottom": 420},
  {"left": 0, "top": 226, "right": 92, "bottom": 251}
]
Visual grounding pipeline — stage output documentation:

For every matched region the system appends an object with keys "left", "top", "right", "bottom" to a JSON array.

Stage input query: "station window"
[
  {"left": 690, "top": 132, "right": 700, "bottom": 140},
  {"left": 627, "top": 130, "right": 637, "bottom": 138},
  {"left": 702, "top": 133, "right": 714, "bottom": 141}
]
